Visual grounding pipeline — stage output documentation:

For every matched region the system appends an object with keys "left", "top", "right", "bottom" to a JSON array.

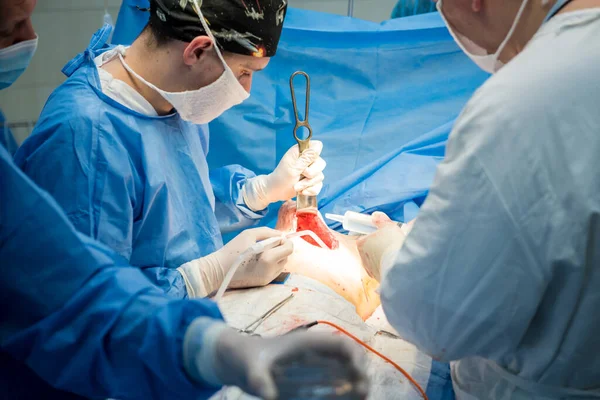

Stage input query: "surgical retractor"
[{"left": 290, "top": 71, "right": 318, "bottom": 211}]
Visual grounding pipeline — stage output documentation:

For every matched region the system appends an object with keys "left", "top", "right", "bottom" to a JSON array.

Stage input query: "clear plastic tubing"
[{"left": 287, "top": 230, "right": 328, "bottom": 249}]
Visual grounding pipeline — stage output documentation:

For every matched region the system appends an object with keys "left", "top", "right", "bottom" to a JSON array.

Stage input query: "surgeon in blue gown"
[
  {"left": 0, "top": 109, "right": 18, "bottom": 155},
  {"left": 1, "top": 135, "right": 364, "bottom": 400},
  {"left": 1, "top": 1, "right": 367, "bottom": 398},
  {"left": 391, "top": 0, "right": 436, "bottom": 18},
  {"left": 15, "top": 0, "right": 327, "bottom": 299},
  {"left": 2, "top": 140, "right": 223, "bottom": 399},
  {"left": 358, "top": 0, "right": 600, "bottom": 398}
]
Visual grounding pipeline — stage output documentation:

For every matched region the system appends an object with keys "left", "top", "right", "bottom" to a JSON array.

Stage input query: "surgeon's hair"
[{"left": 142, "top": 19, "right": 174, "bottom": 48}]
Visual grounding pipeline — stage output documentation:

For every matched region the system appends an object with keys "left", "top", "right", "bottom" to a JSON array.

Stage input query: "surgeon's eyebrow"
[
  {"left": 0, "top": 24, "right": 14, "bottom": 37},
  {"left": 0, "top": 15, "right": 27, "bottom": 38},
  {"left": 243, "top": 61, "right": 267, "bottom": 71}
]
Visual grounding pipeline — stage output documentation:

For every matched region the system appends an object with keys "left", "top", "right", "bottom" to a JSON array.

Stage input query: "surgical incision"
[
  {"left": 277, "top": 202, "right": 381, "bottom": 320},
  {"left": 296, "top": 208, "right": 339, "bottom": 250}
]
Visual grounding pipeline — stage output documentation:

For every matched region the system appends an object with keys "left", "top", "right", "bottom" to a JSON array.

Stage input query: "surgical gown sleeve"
[
  {"left": 14, "top": 112, "right": 190, "bottom": 298},
  {"left": 0, "top": 109, "right": 18, "bottom": 156},
  {"left": 210, "top": 164, "right": 267, "bottom": 234},
  {"left": 379, "top": 92, "right": 547, "bottom": 363},
  {"left": 0, "top": 146, "right": 224, "bottom": 400},
  {"left": 202, "top": 123, "right": 266, "bottom": 234}
]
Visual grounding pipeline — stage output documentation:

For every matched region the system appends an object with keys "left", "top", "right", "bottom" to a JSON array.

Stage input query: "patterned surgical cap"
[{"left": 149, "top": 0, "right": 288, "bottom": 57}]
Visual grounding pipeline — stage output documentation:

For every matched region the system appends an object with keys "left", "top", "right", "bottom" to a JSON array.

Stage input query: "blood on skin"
[
  {"left": 281, "top": 316, "right": 309, "bottom": 332},
  {"left": 275, "top": 201, "right": 382, "bottom": 320},
  {"left": 295, "top": 209, "right": 339, "bottom": 250}
]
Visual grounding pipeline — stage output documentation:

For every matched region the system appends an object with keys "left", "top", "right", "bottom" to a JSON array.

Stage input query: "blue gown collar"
[
  {"left": 62, "top": 24, "right": 114, "bottom": 78},
  {"left": 60, "top": 24, "right": 179, "bottom": 120}
]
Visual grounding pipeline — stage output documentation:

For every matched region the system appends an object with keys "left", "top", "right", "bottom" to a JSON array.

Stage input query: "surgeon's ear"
[{"left": 183, "top": 36, "right": 214, "bottom": 65}]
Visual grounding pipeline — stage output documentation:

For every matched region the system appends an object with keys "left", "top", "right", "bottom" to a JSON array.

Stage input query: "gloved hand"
[
  {"left": 372, "top": 211, "right": 416, "bottom": 234},
  {"left": 177, "top": 227, "right": 294, "bottom": 297},
  {"left": 357, "top": 212, "right": 413, "bottom": 282},
  {"left": 242, "top": 141, "right": 326, "bottom": 212},
  {"left": 184, "top": 321, "right": 370, "bottom": 400}
]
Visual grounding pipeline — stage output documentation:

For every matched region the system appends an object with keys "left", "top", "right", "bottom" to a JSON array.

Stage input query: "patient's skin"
[{"left": 276, "top": 201, "right": 381, "bottom": 320}]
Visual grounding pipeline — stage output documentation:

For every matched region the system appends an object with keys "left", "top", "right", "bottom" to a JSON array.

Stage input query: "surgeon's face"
[
  {"left": 181, "top": 36, "right": 270, "bottom": 93},
  {"left": 434, "top": 0, "right": 525, "bottom": 55},
  {"left": 178, "top": 34, "right": 270, "bottom": 93},
  {"left": 0, "top": 0, "right": 37, "bottom": 50}
]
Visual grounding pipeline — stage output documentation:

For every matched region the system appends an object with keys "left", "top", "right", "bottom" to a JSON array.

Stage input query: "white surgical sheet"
[{"left": 211, "top": 274, "right": 432, "bottom": 400}]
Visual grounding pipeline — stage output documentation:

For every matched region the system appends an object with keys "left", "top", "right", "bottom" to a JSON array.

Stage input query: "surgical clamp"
[
  {"left": 290, "top": 71, "right": 318, "bottom": 210},
  {"left": 239, "top": 293, "right": 295, "bottom": 335}
]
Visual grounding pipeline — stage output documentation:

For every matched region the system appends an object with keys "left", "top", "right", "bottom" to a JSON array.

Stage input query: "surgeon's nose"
[
  {"left": 14, "top": 18, "right": 37, "bottom": 44},
  {"left": 240, "top": 75, "right": 253, "bottom": 93}
]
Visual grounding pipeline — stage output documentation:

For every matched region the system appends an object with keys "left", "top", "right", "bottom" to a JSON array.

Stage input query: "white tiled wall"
[{"left": 0, "top": 0, "right": 398, "bottom": 144}]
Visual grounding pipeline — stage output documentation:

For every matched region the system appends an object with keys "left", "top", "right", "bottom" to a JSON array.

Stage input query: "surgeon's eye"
[{"left": 0, "top": 26, "right": 13, "bottom": 38}]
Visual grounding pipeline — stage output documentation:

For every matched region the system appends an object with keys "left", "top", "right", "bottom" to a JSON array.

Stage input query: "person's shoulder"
[
  {"left": 26, "top": 90, "right": 100, "bottom": 149},
  {"left": 47, "top": 73, "right": 106, "bottom": 120},
  {"left": 456, "top": 16, "right": 600, "bottom": 148},
  {"left": 441, "top": 56, "right": 552, "bottom": 184},
  {"left": 480, "top": 13, "right": 600, "bottom": 114},
  {"left": 16, "top": 84, "right": 127, "bottom": 172}
]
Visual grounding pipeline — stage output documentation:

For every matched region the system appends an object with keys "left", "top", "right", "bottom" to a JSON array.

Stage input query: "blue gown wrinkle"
[{"left": 0, "top": 109, "right": 18, "bottom": 155}]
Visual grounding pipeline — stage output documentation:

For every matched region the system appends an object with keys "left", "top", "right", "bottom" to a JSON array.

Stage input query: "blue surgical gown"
[
  {"left": 391, "top": 0, "right": 436, "bottom": 18},
  {"left": 0, "top": 144, "right": 224, "bottom": 399},
  {"left": 0, "top": 109, "right": 18, "bottom": 155},
  {"left": 14, "top": 26, "right": 266, "bottom": 299},
  {"left": 380, "top": 9, "right": 600, "bottom": 399}
]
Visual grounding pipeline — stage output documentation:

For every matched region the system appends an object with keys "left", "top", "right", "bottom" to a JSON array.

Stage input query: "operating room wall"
[{"left": 0, "top": 0, "right": 401, "bottom": 145}]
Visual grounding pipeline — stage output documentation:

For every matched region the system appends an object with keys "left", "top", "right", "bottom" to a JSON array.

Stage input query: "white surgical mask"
[
  {"left": 118, "top": 10, "right": 249, "bottom": 124},
  {"left": 437, "top": 0, "right": 532, "bottom": 73},
  {"left": 0, "top": 36, "right": 38, "bottom": 90}
]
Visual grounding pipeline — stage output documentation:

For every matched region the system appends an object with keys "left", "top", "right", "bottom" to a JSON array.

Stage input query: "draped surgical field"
[{"left": 275, "top": 201, "right": 381, "bottom": 320}]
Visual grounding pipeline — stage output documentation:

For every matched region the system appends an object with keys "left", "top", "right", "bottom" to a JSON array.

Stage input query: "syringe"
[{"left": 325, "top": 211, "right": 402, "bottom": 235}]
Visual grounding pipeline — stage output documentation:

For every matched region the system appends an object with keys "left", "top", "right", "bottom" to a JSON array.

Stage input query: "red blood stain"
[
  {"left": 292, "top": 287, "right": 299, "bottom": 292},
  {"left": 279, "top": 315, "right": 309, "bottom": 332},
  {"left": 295, "top": 210, "right": 339, "bottom": 250}
]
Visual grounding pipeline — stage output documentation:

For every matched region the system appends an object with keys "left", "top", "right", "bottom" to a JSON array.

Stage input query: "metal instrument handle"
[{"left": 290, "top": 71, "right": 312, "bottom": 153}]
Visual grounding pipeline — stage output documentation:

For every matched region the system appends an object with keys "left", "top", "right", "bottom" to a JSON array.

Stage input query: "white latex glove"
[
  {"left": 184, "top": 322, "right": 370, "bottom": 400},
  {"left": 357, "top": 212, "right": 413, "bottom": 282},
  {"left": 242, "top": 140, "right": 326, "bottom": 212},
  {"left": 177, "top": 227, "right": 294, "bottom": 297}
]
